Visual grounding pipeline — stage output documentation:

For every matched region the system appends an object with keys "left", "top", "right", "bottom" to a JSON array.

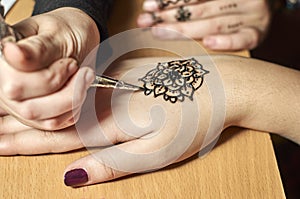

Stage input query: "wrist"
[{"left": 214, "top": 55, "right": 300, "bottom": 144}]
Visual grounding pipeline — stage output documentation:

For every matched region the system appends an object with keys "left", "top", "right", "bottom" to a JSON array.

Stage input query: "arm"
[
  {"left": 0, "top": 55, "right": 299, "bottom": 186},
  {"left": 218, "top": 55, "right": 300, "bottom": 143}
]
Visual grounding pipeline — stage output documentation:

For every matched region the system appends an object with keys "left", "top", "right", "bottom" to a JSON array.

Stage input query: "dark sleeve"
[{"left": 32, "top": 0, "right": 113, "bottom": 42}]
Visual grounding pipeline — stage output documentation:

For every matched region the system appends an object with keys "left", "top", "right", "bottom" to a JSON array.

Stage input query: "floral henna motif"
[
  {"left": 139, "top": 58, "right": 209, "bottom": 103},
  {"left": 157, "top": 0, "right": 192, "bottom": 9}
]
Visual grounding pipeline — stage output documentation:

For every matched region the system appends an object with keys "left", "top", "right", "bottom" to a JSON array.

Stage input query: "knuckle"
[
  {"left": 45, "top": 71, "right": 64, "bottom": 91},
  {"left": 2, "top": 82, "right": 23, "bottom": 100},
  {"left": 51, "top": 74, "right": 65, "bottom": 90},
  {"left": 40, "top": 130, "right": 60, "bottom": 152},
  {"left": 99, "top": 161, "right": 118, "bottom": 180},
  {"left": 43, "top": 119, "right": 62, "bottom": 131},
  {"left": 193, "top": 6, "right": 203, "bottom": 18},
  {"left": 18, "top": 103, "right": 37, "bottom": 120},
  {"left": 210, "top": 19, "right": 223, "bottom": 34}
]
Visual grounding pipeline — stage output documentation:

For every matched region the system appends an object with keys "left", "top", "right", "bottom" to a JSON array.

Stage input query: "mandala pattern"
[{"left": 139, "top": 58, "right": 209, "bottom": 103}]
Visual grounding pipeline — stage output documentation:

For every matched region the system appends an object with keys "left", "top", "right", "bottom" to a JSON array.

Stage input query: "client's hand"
[
  {"left": 1, "top": 56, "right": 299, "bottom": 187},
  {"left": 0, "top": 56, "right": 222, "bottom": 187},
  {"left": 137, "top": 0, "right": 271, "bottom": 50}
]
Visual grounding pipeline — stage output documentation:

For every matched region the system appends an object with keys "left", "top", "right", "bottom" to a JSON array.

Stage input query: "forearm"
[{"left": 217, "top": 55, "right": 300, "bottom": 144}]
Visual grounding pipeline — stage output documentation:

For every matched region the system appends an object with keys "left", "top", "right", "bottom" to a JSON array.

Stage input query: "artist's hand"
[
  {"left": 0, "top": 58, "right": 94, "bottom": 130},
  {"left": 137, "top": 0, "right": 271, "bottom": 50},
  {"left": 0, "top": 7, "right": 99, "bottom": 130},
  {"left": 0, "top": 57, "right": 224, "bottom": 187}
]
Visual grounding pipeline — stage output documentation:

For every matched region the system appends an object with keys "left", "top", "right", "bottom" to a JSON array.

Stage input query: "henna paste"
[
  {"left": 176, "top": 6, "right": 192, "bottom": 22},
  {"left": 219, "top": 3, "right": 238, "bottom": 11},
  {"left": 157, "top": 0, "right": 192, "bottom": 9},
  {"left": 139, "top": 58, "right": 209, "bottom": 103},
  {"left": 227, "top": 21, "right": 243, "bottom": 29}
]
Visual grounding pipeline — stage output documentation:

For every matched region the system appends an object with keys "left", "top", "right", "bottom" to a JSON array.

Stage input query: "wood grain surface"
[{"left": 1, "top": 0, "right": 285, "bottom": 198}]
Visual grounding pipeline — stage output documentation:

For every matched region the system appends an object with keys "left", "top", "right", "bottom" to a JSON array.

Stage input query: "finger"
[
  {"left": 3, "top": 67, "right": 94, "bottom": 121},
  {"left": 0, "top": 126, "right": 82, "bottom": 155},
  {"left": 63, "top": 125, "right": 189, "bottom": 187},
  {"left": 203, "top": 28, "right": 260, "bottom": 50},
  {"left": 0, "top": 115, "right": 32, "bottom": 134},
  {"left": 21, "top": 106, "right": 82, "bottom": 131},
  {"left": 141, "top": 1, "right": 243, "bottom": 24},
  {"left": 0, "top": 58, "right": 78, "bottom": 101},
  {"left": 0, "top": 107, "right": 8, "bottom": 116},
  {"left": 151, "top": 14, "right": 251, "bottom": 39},
  {"left": 63, "top": 139, "right": 158, "bottom": 187},
  {"left": 2, "top": 33, "right": 64, "bottom": 72},
  {"left": 64, "top": 108, "right": 190, "bottom": 187}
]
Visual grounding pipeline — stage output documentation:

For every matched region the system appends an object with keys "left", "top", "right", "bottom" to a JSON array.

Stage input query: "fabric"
[{"left": 33, "top": 0, "right": 113, "bottom": 41}]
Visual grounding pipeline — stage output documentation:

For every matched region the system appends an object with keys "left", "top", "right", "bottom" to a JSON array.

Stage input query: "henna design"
[
  {"left": 219, "top": 3, "right": 237, "bottom": 11},
  {"left": 175, "top": 6, "right": 192, "bottom": 22},
  {"left": 157, "top": 0, "right": 192, "bottom": 9},
  {"left": 139, "top": 58, "right": 209, "bottom": 103},
  {"left": 227, "top": 22, "right": 243, "bottom": 29},
  {"left": 151, "top": 12, "right": 164, "bottom": 24}
]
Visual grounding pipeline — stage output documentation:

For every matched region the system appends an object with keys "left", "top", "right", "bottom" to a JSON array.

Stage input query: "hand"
[
  {"left": 0, "top": 7, "right": 100, "bottom": 130},
  {"left": 137, "top": 0, "right": 271, "bottom": 50},
  {"left": 0, "top": 58, "right": 94, "bottom": 130},
  {"left": 1, "top": 56, "right": 299, "bottom": 187},
  {"left": 0, "top": 56, "right": 226, "bottom": 187}
]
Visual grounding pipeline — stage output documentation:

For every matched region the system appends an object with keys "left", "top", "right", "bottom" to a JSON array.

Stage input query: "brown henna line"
[
  {"left": 227, "top": 21, "right": 243, "bottom": 29},
  {"left": 219, "top": 3, "right": 238, "bottom": 11},
  {"left": 176, "top": 6, "right": 192, "bottom": 22},
  {"left": 157, "top": 0, "right": 192, "bottom": 9},
  {"left": 151, "top": 12, "right": 164, "bottom": 24},
  {"left": 139, "top": 58, "right": 209, "bottom": 104}
]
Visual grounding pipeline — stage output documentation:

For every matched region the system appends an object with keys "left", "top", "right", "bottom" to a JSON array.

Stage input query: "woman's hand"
[
  {"left": 0, "top": 56, "right": 224, "bottom": 187},
  {"left": 0, "top": 7, "right": 99, "bottom": 130},
  {"left": 137, "top": 0, "right": 271, "bottom": 50},
  {"left": 1, "top": 56, "right": 299, "bottom": 187}
]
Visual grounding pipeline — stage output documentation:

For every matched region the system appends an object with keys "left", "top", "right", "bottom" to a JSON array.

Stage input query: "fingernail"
[
  {"left": 137, "top": 14, "right": 153, "bottom": 27},
  {"left": 143, "top": 0, "right": 159, "bottom": 11},
  {"left": 203, "top": 37, "right": 217, "bottom": 48},
  {"left": 85, "top": 68, "right": 95, "bottom": 85},
  {"left": 64, "top": 168, "right": 88, "bottom": 187}
]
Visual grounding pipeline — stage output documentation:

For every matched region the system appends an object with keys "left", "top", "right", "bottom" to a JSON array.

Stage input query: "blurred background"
[{"left": 251, "top": 1, "right": 300, "bottom": 198}]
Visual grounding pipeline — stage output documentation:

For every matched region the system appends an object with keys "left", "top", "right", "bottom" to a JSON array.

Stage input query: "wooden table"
[{"left": 1, "top": 0, "right": 285, "bottom": 198}]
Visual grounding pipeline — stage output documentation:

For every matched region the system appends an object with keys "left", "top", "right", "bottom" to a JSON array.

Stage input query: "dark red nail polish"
[{"left": 64, "top": 168, "right": 88, "bottom": 187}]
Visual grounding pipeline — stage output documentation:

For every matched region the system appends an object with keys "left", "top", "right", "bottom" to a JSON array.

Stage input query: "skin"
[
  {"left": 0, "top": 8, "right": 100, "bottom": 130},
  {"left": 0, "top": 55, "right": 299, "bottom": 187},
  {"left": 137, "top": 0, "right": 271, "bottom": 50}
]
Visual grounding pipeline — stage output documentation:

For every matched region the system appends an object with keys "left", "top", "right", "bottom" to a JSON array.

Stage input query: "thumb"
[
  {"left": 63, "top": 138, "right": 180, "bottom": 187},
  {"left": 3, "top": 34, "right": 63, "bottom": 72}
]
